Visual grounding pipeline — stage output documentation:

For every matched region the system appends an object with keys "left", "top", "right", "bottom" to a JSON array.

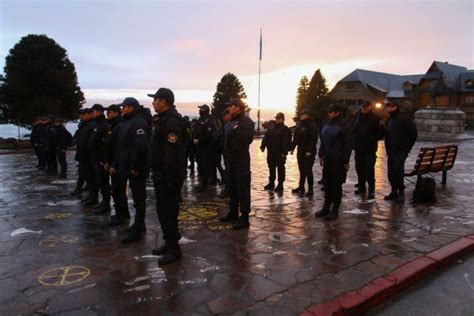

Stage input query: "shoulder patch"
[
  {"left": 136, "top": 128, "right": 145, "bottom": 135},
  {"left": 168, "top": 133, "right": 178, "bottom": 143}
]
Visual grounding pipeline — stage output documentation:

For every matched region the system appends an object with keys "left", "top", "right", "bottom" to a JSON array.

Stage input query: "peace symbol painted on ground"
[
  {"left": 178, "top": 206, "right": 231, "bottom": 231},
  {"left": 43, "top": 212, "right": 72, "bottom": 220},
  {"left": 38, "top": 266, "right": 90, "bottom": 286},
  {"left": 39, "top": 235, "right": 78, "bottom": 247}
]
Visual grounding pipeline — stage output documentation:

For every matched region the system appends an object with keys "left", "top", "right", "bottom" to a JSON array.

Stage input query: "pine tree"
[
  {"left": 3, "top": 34, "right": 84, "bottom": 126},
  {"left": 305, "top": 69, "right": 329, "bottom": 123},
  {"left": 294, "top": 75, "right": 309, "bottom": 120},
  {"left": 212, "top": 73, "right": 248, "bottom": 115}
]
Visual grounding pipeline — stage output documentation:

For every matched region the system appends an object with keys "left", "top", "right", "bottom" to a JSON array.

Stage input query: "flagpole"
[{"left": 257, "top": 27, "right": 262, "bottom": 135}]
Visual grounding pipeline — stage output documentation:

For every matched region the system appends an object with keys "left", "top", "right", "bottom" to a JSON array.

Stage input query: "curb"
[{"left": 301, "top": 235, "right": 474, "bottom": 316}]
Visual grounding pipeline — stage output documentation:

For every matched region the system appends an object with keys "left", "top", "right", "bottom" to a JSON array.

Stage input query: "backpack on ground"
[{"left": 412, "top": 176, "right": 436, "bottom": 203}]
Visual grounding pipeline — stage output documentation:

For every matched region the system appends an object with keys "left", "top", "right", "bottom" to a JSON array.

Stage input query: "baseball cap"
[
  {"left": 147, "top": 88, "right": 175, "bottom": 105},
  {"left": 198, "top": 104, "right": 210, "bottom": 111},
  {"left": 91, "top": 103, "right": 105, "bottom": 112},
  {"left": 275, "top": 112, "right": 285, "bottom": 119},
  {"left": 121, "top": 97, "right": 140, "bottom": 108},
  {"left": 225, "top": 98, "right": 246, "bottom": 109},
  {"left": 106, "top": 104, "right": 122, "bottom": 113}
]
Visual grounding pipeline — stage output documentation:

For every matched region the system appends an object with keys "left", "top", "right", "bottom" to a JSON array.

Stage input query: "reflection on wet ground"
[{"left": 1, "top": 139, "right": 473, "bottom": 314}]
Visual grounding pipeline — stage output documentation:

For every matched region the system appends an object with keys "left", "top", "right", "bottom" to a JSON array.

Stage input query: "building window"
[
  {"left": 404, "top": 100, "right": 411, "bottom": 106},
  {"left": 465, "top": 80, "right": 474, "bottom": 89},
  {"left": 466, "top": 96, "right": 474, "bottom": 104},
  {"left": 346, "top": 83, "right": 355, "bottom": 90}
]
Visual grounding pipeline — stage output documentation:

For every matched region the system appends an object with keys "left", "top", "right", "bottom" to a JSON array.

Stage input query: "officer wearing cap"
[
  {"left": 53, "top": 117, "right": 73, "bottom": 178},
  {"left": 103, "top": 104, "right": 131, "bottom": 226},
  {"left": 351, "top": 101, "right": 384, "bottom": 199},
  {"left": 87, "top": 104, "right": 111, "bottom": 211},
  {"left": 315, "top": 104, "right": 352, "bottom": 220},
  {"left": 148, "top": 87, "right": 187, "bottom": 264},
  {"left": 110, "top": 97, "right": 151, "bottom": 243},
  {"left": 31, "top": 117, "right": 42, "bottom": 168},
  {"left": 76, "top": 108, "right": 97, "bottom": 204},
  {"left": 384, "top": 100, "right": 417, "bottom": 203},
  {"left": 194, "top": 104, "right": 218, "bottom": 191},
  {"left": 290, "top": 108, "right": 318, "bottom": 197},
  {"left": 219, "top": 98, "right": 255, "bottom": 230},
  {"left": 260, "top": 112, "right": 292, "bottom": 193}
]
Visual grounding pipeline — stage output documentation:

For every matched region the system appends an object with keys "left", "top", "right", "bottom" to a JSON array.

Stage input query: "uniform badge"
[
  {"left": 136, "top": 129, "right": 145, "bottom": 135},
  {"left": 168, "top": 133, "right": 178, "bottom": 143}
]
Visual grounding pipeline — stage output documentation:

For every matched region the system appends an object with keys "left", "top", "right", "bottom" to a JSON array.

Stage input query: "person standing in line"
[
  {"left": 315, "top": 104, "right": 352, "bottom": 220},
  {"left": 384, "top": 100, "right": 417, "bottom": 203},
  {"left": 351, "top": 101, "right": 384, "bottom": 199},
  {"left": 110, "top": 97, "right": 150, "bottom": 243},
  {"left": 148, "top": 88, "right": 187, "bottom": 264},
  {"left": 260, "top": 112, "right": 292, "bottom": 193},
  {"left": 290, "top": 109, "right": 318, "bottom": 197},
  {"left": 219, "top": 98, "right": 255, "bottom": 230},
  {"left": 53, "top": 117, "right": 73, "bottom": 178},
  {"left": 89, "top": 104, "right": 112, "bottom": 214},
  {"left": 104, "top": 104, "right": 130, "bottom": 227}
]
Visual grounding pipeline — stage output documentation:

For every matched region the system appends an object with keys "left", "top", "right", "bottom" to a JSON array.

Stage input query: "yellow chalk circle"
[{"left": 38, "top": 266, "right": 90, "bottom": 286}]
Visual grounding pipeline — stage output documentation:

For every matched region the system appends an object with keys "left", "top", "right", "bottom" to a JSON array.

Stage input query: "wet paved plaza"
[{"left": 1, "top": 139, "right": 474, "bottom": 315}]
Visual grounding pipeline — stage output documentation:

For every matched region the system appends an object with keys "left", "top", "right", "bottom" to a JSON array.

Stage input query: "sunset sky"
[{"left": 1, "top": 0, "right": 473, "bottom": 121}]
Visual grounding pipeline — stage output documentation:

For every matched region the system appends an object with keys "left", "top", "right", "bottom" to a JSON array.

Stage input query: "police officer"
[
  {"left": 290, "top": 109, "right": 318, "bottom": 197},
  {"left": 31, "top": 117, "right": 42, "bottom": 168},
  {"left": 351, "top": 101, "right": 384, "bottom": 199},
  {"left": 315, "top": 104, "right": 352, "bottom": 220},
  {"left": 194, "top": 104, "right": 217, "bottom": 191},
  {"left": 384, "top": 100, "right": 417, "bottom": 203},
  {"left": 147, "top": 88, "right": 186, "bottom": 264},
  {"left": 260, "top": 112, "right": 291, "bottom": 193},
  {"left": 53, "top": 118, "right": 73, "bottom": 178},
  {"left": 219, "top": 98, "right": 255, "bottom": 230},
  {"left": 40, "top": 116, "right": 56, "bottom": 175},
  {"left": 110, "top": 97, "right": 150, "bottom": 243},
  {"left": 76, "top": 109, "right": 97, "bottom": 204},
  {"left": 37, "top": 116, "right": 49, "bottom": 171},
  {"left": 104, "top": 104, "right": 131, "bottom": 227},
  {"left": 89, "top": 104, "right": 111, "bottom": 214}
]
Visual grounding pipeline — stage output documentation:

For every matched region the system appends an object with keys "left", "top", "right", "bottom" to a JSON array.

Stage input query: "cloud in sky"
[{"left": 1, "top": 0, "right": 473, "bottom": 121}]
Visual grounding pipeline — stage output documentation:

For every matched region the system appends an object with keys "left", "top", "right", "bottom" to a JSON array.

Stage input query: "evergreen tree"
[
  {"left": 305, "top": 69, "right": 329, "bottom": 123},
  {"left": 3, "top": 34, "right": 84, "bottom": 126},
  {"left": 294, "top": 75, "right": 309, "bottom": 121},
  {"left": 0, "top": 74, "right": 7, "bottom": 123},
  {"left": 212, "top": 72, "right": 248, "bottom": 115}
]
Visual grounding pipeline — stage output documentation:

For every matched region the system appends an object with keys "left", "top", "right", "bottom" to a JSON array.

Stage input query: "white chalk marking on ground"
[
  {"left": 123, "top": 284, "right": 151, "bottom": 293},
  {"left": 343, "top": 208, "right": 368, "bottom": 215},
  {"left": 464, "top": 274, "right": 474, "bottom": 291},
  {"left": 134, "top": 255, "right": 160, "bottom": 261},
  {"left": 11, "top": 227, "right": 42, "bottom": 236},
  {"left": 180, "top": 237, "right": 196, "bottom": 244},
  {"left": 68, "top": 283, "right": 96, "bottom": 293},
  {"left": 329, "top": 245, "right": 347, "bottom": 255},
  {"left": 360, "top": 243, "right": 369, "bottom": 247},
  {"left": 462, "top": 221, "right": 474, "bottom": 225},
  {"left": 272, "top": 251, "right": 287, "bottom": 256},
  {"left": 255, "top": 264, "right": 266, "bottom": 270},
  {"left": 51, "top": 179, "right": 76, "bottom": 184},
  {"left": 355, "top": 198, "right": 375, "bottom": 204},
  {"left": 125, "top": 276, "right": 150, "bottom": 285},
  {"left": 199, "top": 266, "right": 220, "bottom": 273},
  {"left": 402, "top": 238, "right": 417, "bottom": 243},
  {"left": 178, "top": 278, "right": 207, "bottom": 285}
]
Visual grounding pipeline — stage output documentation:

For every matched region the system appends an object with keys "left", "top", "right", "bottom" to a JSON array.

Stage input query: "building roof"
[
  {"left": 422, "top": 61, "right": 468, "bottom": 88},
  {"left": 339, "top": 69, "right": 423, "bottom": 98}
]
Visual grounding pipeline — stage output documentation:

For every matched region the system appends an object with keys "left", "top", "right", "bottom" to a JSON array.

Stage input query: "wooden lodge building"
[{"left": 328, "top": 61, "right": 474, "bottom": 126}]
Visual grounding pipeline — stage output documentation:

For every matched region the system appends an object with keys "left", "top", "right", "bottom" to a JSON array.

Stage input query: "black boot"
[
  {"left": 108, "top": 215, "right": 128, "bottom": 227},
  {"left": 315, "top": 199, "right": 331, "bottom": 218},
  {"left": 94, "top": 203, "right": 111, "bottom": 215},
  {"left": 264, "top": 182, "right": 275, "bottom": 190},
  {"left": 305, "top": 190, "right": 314, "bottom": 197},
  {"left": 232, "top": 215, "right": 250, "bottom": 230},
  {"left": 121, "top": 224, "right": 144, "bottom": 243},
  {"left": 82, "top": 196, "right": 99, "bottom": 206},
  {"left": 158, "top": 243, "right": 182, "bottom": 265},
  {"left": 384, "top": 191, "right": 398, "bottom": 200},
  {"left": 71, "top": 185, "right": 83, "bottom": 196},
  {"left": 395, "top": 189, "right": 405, "bottom": 203},
  {"left": 323, "top": 203, "right": 340, "bottom": 221},
  {"left": 367, "top": 184, "right": 375, "bottom": 199},
  {"left": 58, "top": 172, "right": 67, "bottom": 179},
  {"left": 292, "top": 187, "right": 305, "bottom": 194},
  {"left": 219, "top": 212, "right": 238, "bottom": 223},
  {"left": 152, "top": 242, "right": 171, "bottom": 256},
  {"left": 274, "top": 182, "right": 284, "bottom": 193},
  {"left": 354, "top": 185, "right": 366, "bottom": 195}
]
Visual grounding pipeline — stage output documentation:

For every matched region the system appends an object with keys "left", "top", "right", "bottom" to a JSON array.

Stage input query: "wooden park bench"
[{"left": 405, "top": 144, "right": 458, "bottom": 185}]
